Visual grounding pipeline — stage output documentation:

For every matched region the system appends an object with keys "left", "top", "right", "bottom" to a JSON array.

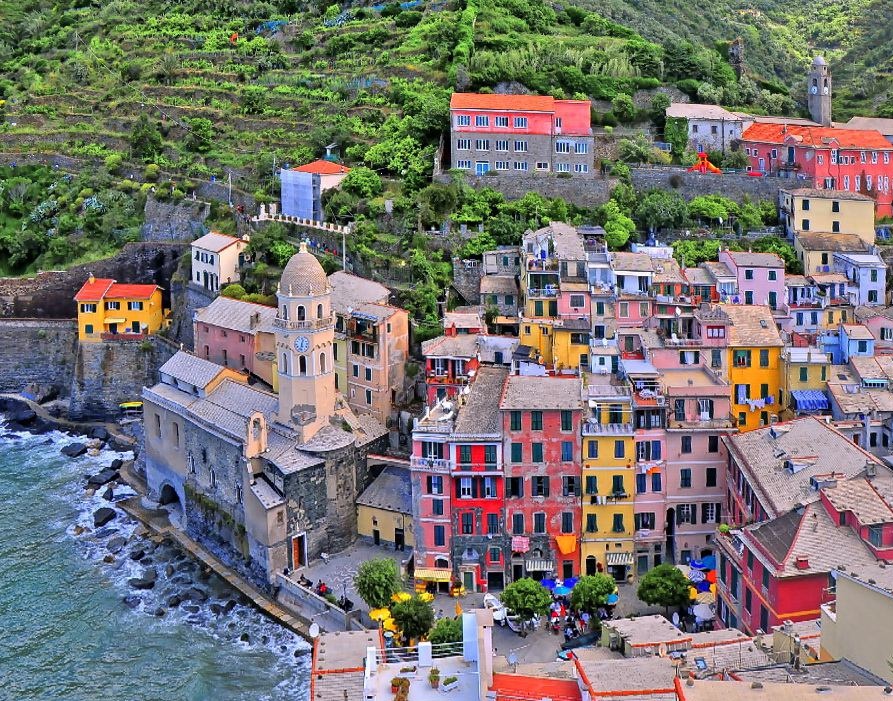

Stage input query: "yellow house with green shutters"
[
  {"left": 580, "top": 376, "right": 636, "bottom": 581},
  {"left": 75, "top": 275, "right": 165, "bottom": 342},
  {"left": 779, "top": 346, "right": 831, "bottom": 413},
  {"left": 721, "top": 304, "right": 784, "bottom": 431}
]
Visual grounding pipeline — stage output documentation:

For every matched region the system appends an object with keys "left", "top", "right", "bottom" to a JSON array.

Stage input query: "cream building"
[
  {"left": 780, "top": 189, "right": 876, "bottom": 245},
  {"left": 191, "top": 232, "right": 249, "bottom": 294}
]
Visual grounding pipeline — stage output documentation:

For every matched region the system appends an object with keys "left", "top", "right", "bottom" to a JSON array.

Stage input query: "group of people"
[{"left": 549, "top": 595, "right": 615, "bottom": 643}]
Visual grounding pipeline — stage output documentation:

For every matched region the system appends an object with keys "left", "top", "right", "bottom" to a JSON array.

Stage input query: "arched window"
[
  {"left": 317, "top": 303, "right": 324, "bottom": 319},
  {"left": 281, "top": 306, "right": 289, "bottom": 320},
  {"left": 297, "top": 305, "right": 306, "bottom": 321},
  {"left": 281, "top": 353, "right": 288, "bottom": 374},
  {"left": 434, "top": 557, "right": 449, "bottom": 569},
  {"left": 299, "top": 355, "right": 307, "bottom": 375},
  {"left": 320, "top": 352, "right": 327, "bottom": 373}
]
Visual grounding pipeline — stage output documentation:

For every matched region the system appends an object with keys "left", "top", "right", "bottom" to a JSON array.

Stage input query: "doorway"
[
  {"left": 291, "top": 533, "right": 306, "bottom": 569},
  {"left": 394, "top": 528, "right": 405, "bottom": 551},
  {"left": 665, "top": 507, "right": 676, "bottom": 563},
  {"left": 562, "top": 560, "right": 574, "bottom": 580},
  {"left": 585, "top": 556, "right": 597, "bottom": 576},
  {"left": 462, "top": 570, "right": 475, "bottom": 592},
  {"left": 109, "top": 323, "right": 118, "bottom": 334},
  {"left": 512, "top": 563, "right": 524, "bottom": 582},
  {"left": 487, "top": 572, "right": 504, "bottom": 592},
  {"left": 373, "top": 529, "right": 380, "bottom": 546}
]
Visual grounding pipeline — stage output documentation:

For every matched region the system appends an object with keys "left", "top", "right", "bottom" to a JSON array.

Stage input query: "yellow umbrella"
[
  {"left": 419, "top": 591, "right": 434, "bottom": 603},
  {"left": 391, "top": 591, "right": 411, "bottom": 604},
  {"left": 455, "top": 600, "right": 463, "bottom": 617},
  {"left": 689, "top": 586, "right": 698, "bottom": 600},
  {"left": 382, "top": 617, "right": 398, "bottom": 632},
  {"left": 369, "top": 607, "right": 391, "bottom": 622}
]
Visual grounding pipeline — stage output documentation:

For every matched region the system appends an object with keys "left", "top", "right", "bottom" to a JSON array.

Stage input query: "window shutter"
[
  {"left": 455, "top": 480, "right": 461, "bottom": 498},
  {"left": 426, "top": 475, "right": 432, "bottom": 493},
  {"left": 715, "top": 503, "right": 722, "bottom": 524},
  {"left": 676, "top": 508, "right": 685, "bottom": 526},
  {"left": 471, "top": 477, "right": 479, "bottom": 499},
  {"left": 543, "top": 477, "right": 550, "bottom": 497},
  {"left": 653, "top": 441, "right": 661, "bottom": 460},
  {"left": 701, "top": 503, "right": 709, "bottom": 523}
]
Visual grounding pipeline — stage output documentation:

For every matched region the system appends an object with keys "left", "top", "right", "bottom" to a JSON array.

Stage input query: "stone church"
[{"left": 141, "top": 244, "right": 388, "bottom": 586}]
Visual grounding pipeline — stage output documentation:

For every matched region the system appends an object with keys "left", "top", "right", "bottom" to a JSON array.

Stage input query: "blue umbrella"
[
  {"left": 540, "top": 579, "right": 557, "bottom": 590},
  {"left": 701, "top": 555, "right": 717, "bottom": 570},
  {"left": 553, "top": 585, "right": 572, "bottom": 596},
  {"left": 564, "top": 577, "right": 578, "bottom": 589},
  {"left": 606, "top": 593, "right": 619, "bottom": 605}
]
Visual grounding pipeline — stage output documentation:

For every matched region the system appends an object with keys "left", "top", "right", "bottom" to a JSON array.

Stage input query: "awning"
[
  {"left": 606, "top": 552, "right": 634, "bottom": 567},
  {"left": 104, "top": 318, "right": 127, "bottom": 325},
  {"left": 791, "top": 389, "right": 829, "bottom": 412},
  {"left": 525, "top": 559, "right": 555, "bottom": 572},
  {"left": 555, "top": 535, "right": 577, "bottom": 555},
  {"left": 414, "top": 567, "right": 451, "bottom": 582}
]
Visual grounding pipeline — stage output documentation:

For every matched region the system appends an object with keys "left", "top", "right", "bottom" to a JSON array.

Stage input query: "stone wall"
[
  {"left": 0, "top": 242, "right": 187, "bottom": 319},
  {"left": 630, "top": 167, "right": 783, "bottom": 203},
  {"left": 0, "top": 319, "right": 78, "bottom": 397},
  {"left": 141, "top": 197, "right": 211, "bottom": 242},
  {"left": 168, "top": 281, "right": 215, "bottom": 351},
  {"left": 451, "top": 258, "right": 482, "bottom": 305},
  {"left": 68, "top": 335, "right": 179, "bottom": 420},
  {"left": 435, "top": 173, "right": 617, "bottom": 208}
]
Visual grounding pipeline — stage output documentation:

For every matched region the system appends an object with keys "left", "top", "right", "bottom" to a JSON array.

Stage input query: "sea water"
[{"left": 0, "top": 424, "right": 310, "bottom": 701}]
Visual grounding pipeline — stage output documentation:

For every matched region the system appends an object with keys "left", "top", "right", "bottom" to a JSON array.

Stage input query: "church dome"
[
  {"left": 280, "top": 241, "right": 328, "bottom": 296},
  {"left": 812, "top": 55, "right": 827, "bottom": 67}
]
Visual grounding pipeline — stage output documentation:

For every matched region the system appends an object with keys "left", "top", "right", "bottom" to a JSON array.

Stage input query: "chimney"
[{"left": 88, "top": 273, "right": 95, "bottom": 284}]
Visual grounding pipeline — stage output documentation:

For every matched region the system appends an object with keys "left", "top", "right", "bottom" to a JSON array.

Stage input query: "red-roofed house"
[
  {"left": 740, "top": 123, "right": 893, "bottom": 217},
  {"left": 449, "top": 93, "right": 593, "bottom": 177},
  {"left": 280, "top": 159, "right": 351, "bottom": 221},
  {"left": 75, "top": 274, "right": 165, "bottom": 341}
]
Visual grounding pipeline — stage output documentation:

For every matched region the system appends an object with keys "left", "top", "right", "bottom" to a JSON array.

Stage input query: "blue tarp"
[{"left": 792, "top": 389, "right": 829, "bottom": 412}]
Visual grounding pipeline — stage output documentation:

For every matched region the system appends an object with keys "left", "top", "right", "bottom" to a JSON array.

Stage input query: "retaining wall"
[
  {"left": 0, "top": 319, "right": 78, "bottom": 397},
  {"left": 630, "top": 167, "right": 784, "bottom": 202}
]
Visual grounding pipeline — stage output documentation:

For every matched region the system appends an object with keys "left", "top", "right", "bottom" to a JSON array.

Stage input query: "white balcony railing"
[{"left": 409, "top": 456, "right": 454, "bottom": 472}]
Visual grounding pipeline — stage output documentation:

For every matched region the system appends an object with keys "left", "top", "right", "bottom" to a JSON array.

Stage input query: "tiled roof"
[
  {"left": 855, "top": 305, "right": 893, "bottom": 322},
  {"left": 736, "top": 659, "right": 887, "bottom": 686},
  {"left": 795, "top": 231, "right": 868, "bottom": 251},
  {"left": 679, "top": 678, "right": 887, "bottom": 701},
  {"left": 421, "top": 334, "right": 480, "bottom": 358},
  {"left": 823, "top": 475, "right": 893, "bottom": 525},
  {"left": 444, "top": 311, "right": 483, "bottom": 329},
  {"left": 499, "top": 375, "right": 581, "bottom": 411},
  {"left": 652, "top": 257, "right": 685, "bottom": 284},
  {"left": 453, "top": 366, "right": 509, "bottom": 437},
  {"left": 75, "top": 277, "right": 115, "bottom": 301},
  {"left": 781, "top": 187, "right": 874, "bottom": 202},
  {"left": 845, "top": 116, "right": 893, "bottom": 136},
  {"left": 480, "top": 275, "right": 518, "bottom": 294},
  {"left": 328, "top": 270, "right": 390, "bottom": 314},
  {"left": 611, "top": 251, "right": 654, "bottom": 273},
  {"left": 826, "top": 382, "right": 893, "bottom": 414},
  {"left": 724, "top": 250, "right": 784, "bottom": 268},
  {"left": 191, "top": 232, "right": 244, "bottom": 252},
  {"left": 848, "top": 356, "right": 891, "bottom": 381},
  {"left": 159, "top": 351, "right": 228, "bottom": 389},
  {"left": 194, "top": 296, "right": 277, "bottom": 335},
  {"left": 683, "top": 267, "right": 712, "bottom": 285},
  {"left": 742, "top": 123, "right": 893, "bottom": 149},
  {"left": 450, "top": 92, "right": 558, "bottom": 112},
  {"left": 356, "top": 466, "right": 412, "bottom": 514},
  {"left": 666, "top": 103, "right": 742, "bottom": 121},
  {"left": 292, "top": 159, "right": 350, "bottom": 175},
  {"left": 578, "top": 657, "right": 677, "bottom": 694},
  {"left": 842, "top": 323, "right": 875, "bottom": 341},
  {"left": 725, "top": 417, "right": 882, "bottom": 517},
  {"left": 526, "top": 222, "right": 587, "bottom": 260},
  {"left": 702, "top": 261, "right": 735, "bottom": 279},
  {"left": 74, "top": 278, "right": 159, "bottom": 301},
  {"left": 718, "top": 304, "right": 783, "bottom": 347}
]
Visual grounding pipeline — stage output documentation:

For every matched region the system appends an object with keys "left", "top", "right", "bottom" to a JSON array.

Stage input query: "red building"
[
  {"left": 740, "top": 123, "right": 893, "bottom": 217},
  {"left": 420, "top": 334, "right": 481, "bottom": 405},
  {"left": 500, "top": 375, "right": 582, "bottom": 583}
]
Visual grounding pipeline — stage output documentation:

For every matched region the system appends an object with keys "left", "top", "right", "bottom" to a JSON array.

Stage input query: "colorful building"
[
  {"left": 356, "top": 465, "right": 414, "bottom": 550},
  {"left": 280, "top": 159, "right": 350, "bottom": 221},
  {"left": 75, "top": 275, "right": 165, "bottom": 341},
  {"left": 449, "top": 93, "right": 594, "bottom": 176},
  {"left": 718, "top": 250, "right": 785, "bottom": 310},
  {"left": 420, "top": 334, "right": 480, "bottom": 405},
  {"left": 793, "top": 231, "right": 869, "bottom": 276},
  {"left": 778, "top": 346, "right": 831, "bottom": 414},
  {"left": 779, "top": 188, "right": 876, "bottom": 245},
  {"left": 190, "top": 232, "right": 248, "bottom": 295}
]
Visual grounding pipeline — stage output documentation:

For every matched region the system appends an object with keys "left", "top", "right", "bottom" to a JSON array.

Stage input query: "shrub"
[
  {"left": 144, "top": 164, "right": 161, "bottom": 181},
  {"left": 355, "top": 558, "right": 400, "bottom": 609},
  {"left": 611, "top": 93, "right": 637, "bottom": 123},
  {"left": 104, "top": 153, "right": 123, "bottom": 174},
  {"left": 221, "top": 283, "right": 247, "bottom": 299}
]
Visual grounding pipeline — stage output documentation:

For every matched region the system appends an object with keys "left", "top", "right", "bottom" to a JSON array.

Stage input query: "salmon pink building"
[
  {"left": 740, "top": 123, "right": 893, "bottom": 217},
  {"left": 449, "top": 93, "right": 594, "bottom": 176}
]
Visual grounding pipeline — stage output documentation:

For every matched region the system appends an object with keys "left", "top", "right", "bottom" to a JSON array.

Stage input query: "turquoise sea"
[{"left": 0, "top": 424, "right": 309, "bottom": 701}]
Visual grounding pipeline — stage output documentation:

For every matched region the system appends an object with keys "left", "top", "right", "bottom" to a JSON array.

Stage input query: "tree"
[
  {"left": 617, "top": 135, "right": 652, "bottom": 164},
  {"left": 185, "top": 117, "right": 214, "bottom": 153},
  {"left": 649, "top": 92, "right": 670, "bottom": 125},
  {"left": 636, "top": 563, "right": 691, "bottom": 614},
  {"left": 500, "top": 578, "right": 552, "bottom": 635},
  {"left": 570, "top": 574, "right": 616, "bottom": 614},
  {"left": 241, "top": 86, "right": 268, "bottom": 115},
  {"left": 341, "top": 166, "right": 383, "bottom": 199},
  {"left": 221, "top": 283, "right": 247, "bottom": 299},
  {"left": 391, "top": 595, "right": 435, "bottom": 644},
  {"left": 611, "top": 93, "right": 637, "bottom": 123},
  {"left": 634, "top": 190, "right": 688, "bottom": 232},
  {"left": 129, "top": 114, "right": 162, "bottom": 161},
  {"left": 354, "top": 558, "right": 400, "bottom": 610},
  {"left": 428, "top": 616, "right": 463, "bottom": 645},
  {"left": 601, "top": 200, "right": 636, "bottom": 250},
  {"left": 688, "top": 194, "right": 737, "bottom": 225}
]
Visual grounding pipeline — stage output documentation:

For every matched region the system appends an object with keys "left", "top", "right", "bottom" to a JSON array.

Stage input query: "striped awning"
[
  {"left": 414, "top": 567, "right": 452, "bottom": 582},
  {"left": 525, "top": 559, "right": 555, "bottom": 572},
  {"left": 606, "top": 552, "right": 634, "bottom": 566}
]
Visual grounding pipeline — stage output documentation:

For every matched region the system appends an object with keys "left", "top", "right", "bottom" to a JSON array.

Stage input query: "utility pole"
[{"left": 227, "top": 171, "right": 233, "bottom": 206}]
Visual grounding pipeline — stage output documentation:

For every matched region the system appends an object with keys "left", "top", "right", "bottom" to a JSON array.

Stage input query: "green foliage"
[
  {"left": 570, "top": 574, "right": 616, "bottom": 613},
  {"left": 634, "top": 190, "right": 688, "bottom": 231},
  {"left": 341, "top": 167, "right": 383, "bottom": 199},
  {"left": 427, "top": 616, "right": 463, "bottom": 644},
  {"left": 688, "top": 194, "right": 736, "bottom": 223},
  {"left": 672, "top": 239, "right": 722, "bottom": 267},
  {"left": 500, "top": 577, "right": 553, "bottom": 621},
  {"left": 129, "top": 114, "right": 163, "bottom": 162},
  {"left": 649, "top": 92, "right": 670, "bottom": 125},
  {"left": 104, "top": 153, "right": 124, "bottom": 174},
  {"left": 611, "top": 93, "right": 637, "bottom": 123},
  {"left": 637, "top": 564, "right": 692, "bottom": 611},
  {"left": 354, "top": 558, "right": 401, "bottom": 610},
  {"left": 221, "top": 283, "right": 247, "bottom": 299},
  {"left": 185, "top": 117, "right": 214, "bottom": 153},
  {"left": 459, "top": 232, "right": 498, "bottom": 259},
  {"left": 602, "top": 200, "right": 636, "bottom": 249},
  {"left": 721, "top": 149, "right": 750, "bottom": 169},
  {"left": 663, "top": 118, "right": 689, "bottom": 158},
  {"left": 390, "top": 595, "right": 435, "bottom": 643},
  {"left": 241, "top": 86, "right": 268, "bottom": 115}
]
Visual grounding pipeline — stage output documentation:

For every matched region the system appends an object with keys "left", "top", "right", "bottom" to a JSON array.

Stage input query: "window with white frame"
[
  {"left": 459, "top": 477, "right": 472, "bottom": 498},
  {"left": 494, "top": 116, "right": 509, "bottom": 127},
  {"left": 872, "top": 151, "right": 879, "bottom": 164},
  {"left": 456, "top": 115, "right": 470, "bottom": 126},
  {"left": 495, "top": 161, "right": 509, "bottom": 170},
  {"left": 456, "top": 160, "right": 472, "bottom": 169},
  {"left": 817, "top": 154, "right": 824, "bottom": 165},
  {"left": 495, "top": 139, "right": 509, "bottom": 151},
  {"left": 475, "top": 115, "right": 489, "bottom": 127},
  {"left": 555, "top": 141, "right": 571, "bottom": 154},
  {"left": 514, "top": 117, "right": 528, "bottom": 128},
  {"left": 861, "top": 151, "right": 867, "bottom": 163},
  {"left": 475, "top": 139, "right": 490, "bottom": 151},
  {"left": 457, "top": 139, "right": 471, "bottom": 150},
  {"left": 574, "top": 164, "right": 589, "bottom": 173},
  {"left": 127, "top": 301, "right": 143, "bottom": 311},
  {"left": 535, "top": 162, "right": 549, "bottom": 171},
  {"left": 831, "top": 149, "right": 838, "bottom": 164},
  {"left": 885, "top": 152, "right": 890, "bottom": 164},
  {"left": 574, "top": 142, "right": 588, "bottom": 154},
  {"left": 555, "top": 163, "right": 570, "bottom": 172},
  {"left": 844, "top": 175, "right": 850, "bottom": 190},
  {"left": 771, "top": 148, "right": 778, "bottom": 158},
  {"left": 555, "top": 117, "right": 562, "bottom": 128},
  {"left": 867, "top": 175, "right": 873, "bottom": 190},
  {"left": 856, "top": 176, "right": 862, "bottom": 191},
  {"left": 514, "top": 140, "right": 528, "bottom": 152},
  {"left": 702, "top": 503, "right": 717, "bottom": 523},
  {"left": 514, "top": 161, "right": 528, "bottom": 171}
]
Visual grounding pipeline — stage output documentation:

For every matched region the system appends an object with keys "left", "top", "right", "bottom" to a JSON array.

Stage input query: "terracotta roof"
[
  {"left": 781, "top": 187, "right": 874, "bottom": 202},
  {"left": 795, "top": 231, "right": 868, "bottom": 252},
  {"left": 450, "top": 92, "right": 558, "bottom": 112},
  {"left": 292, "top": 159, "right": 350, "bottom": 175},
  {"left": 490, "top": 674, "right": 581, "bottom": 701},
  {"left": 724, "top": 250, "right": 784, "bottom": 268},
  {"left": 191, "top": 232, "right": 244, "bottom": 252},
  {"left": 666, "top": 103, "right": 742, "bottom": 121},
  {"left": 74, "top": 277, "right": 115, "bottom": 302},
  {"left": 74, "top": 277, "right": 159, "bottom": 301},
  {"left": 742, "top": 123, "right": 893, "bottom": 149},
  {"left": 611, "top": 251, "right": 654, "bottom": 273},
  {"left": 718, "top": 304, "right": 783, "bottom": 347},
  {"left": 499, "top": 375, "right": 581, "bottom": 411}
]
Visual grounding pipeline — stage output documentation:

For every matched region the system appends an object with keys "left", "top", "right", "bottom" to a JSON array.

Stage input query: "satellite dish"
[{"left": 309, "top": 622, "right": 320, "bottom": 638}]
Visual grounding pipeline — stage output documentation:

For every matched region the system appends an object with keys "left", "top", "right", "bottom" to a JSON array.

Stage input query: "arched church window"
[
  {"left": 320, "top": 352, "right": 327, "bottom": 373},
  {"left": 317, "top": 303, "right": 324, "bottom": 319},
  {"left": 299, "top": 355, "right": 307, "bottom": 375},
  {"left": 281, "top": 353, "right": 288, "bottom": 374},
  {"left": 297, "top": 305, "right": 306, "bottom": 321},
  {"left": 281, "top": 306, "right": 288, "bottom": 320}
]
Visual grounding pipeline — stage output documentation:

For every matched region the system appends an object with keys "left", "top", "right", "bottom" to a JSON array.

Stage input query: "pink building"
[
  {"left": 420, "top": 334, "right": 481, "bottom": 405},
  {"left": 718, "top": 250, "right": 785, "bottom": 309},
  {"left": 193, "top": 296, "right": 277, "bottom": 386},
  {"left": 854, "top": 306, "right": 893, "bottom": 355}
]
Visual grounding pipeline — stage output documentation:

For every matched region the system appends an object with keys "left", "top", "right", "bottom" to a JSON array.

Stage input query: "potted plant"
[
  {"left": 390, "top": 677, "right": 406, "bottom": 694},
  {"left": 443, "top": 675, "right": 460, "bottom": 692},
  {"left": 718, "top": 523, "right": 731, "bottom": 536},
  {"left": 428, "top": 668, "right": 441, "bottom": 688}
]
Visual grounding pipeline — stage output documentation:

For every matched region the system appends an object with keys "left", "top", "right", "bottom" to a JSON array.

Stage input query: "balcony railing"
[
  {"left": 409, "top": 456, "right": 454, "bottom": 472},
  {"left": 272, "top": 317, "right": 332, "bottom": 331},
  {"left": 527, "top": 287, "right": 558, "bottom": 298},
  {"left": 667, "top": 417, "right": 735, "bottom": 430},
  {"left": 582, "top": 421, "right": 634, "bottom": 435}
]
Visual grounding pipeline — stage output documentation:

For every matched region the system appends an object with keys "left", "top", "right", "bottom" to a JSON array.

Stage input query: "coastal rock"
[
  {"left": 111, "top": 458, "right": 124, "bottom": 470},
  {"left": 239, "top": 632, "right": 250, "bottom": 643},
  {"left": 93, "top": 507, "right": 116, "bottom": 528},
  {"left": 86, "top": 438, "right": 103, "bottom": 449},
  {"left": 102, "top": 487, "right": 114, "bottom": 501},
  {"left": 90, "top": 427, "right": 110, "bottom": 441},
  {"left": 9, "top": 407, "right": 37, "bottom": 425},
  {"left": 73, "top": 525, "right": 86, "bottom": 536},
  {"left": 129, "top": 549, "right": 146, "bottom": 561},
  {"left": 61, "top": 443, "right": 87, "bottom": 458},
  {"left": 185, "top": 586, "right": 208, "bottom": 603},
  {"left": 123, "top": 595, "right": 141, "bottom": 609},
  {"left": 107, "top": 537, "right": 126, "bottom": 553},
  {"left": 103, "top": 554, "right": 115, "bottom": 564},
  {"left": 167, "top": 595, "right": 182, "bottom": 608},
  {"left": 30, "top": 417, "right": 54, "bottom": 435},
  {"left": 143, "top": 567, "right": 158, "bottom": 583},
  {"left": 87, "top": 468, "right": 120, "bottom": 488},
  {"left": 182, "top": 604, "right": 200, "bottom": 614},
  {"left": 93, "top": 526, "right": 117, "bottom": 539},
  {"left": 108, "top": 435, "right": 133, "bottom": 452},
  {"left": 154, "top": 607, "right": 166, "bottom": 617},
  {"left": 128, "top": 577, "right": 155, "bottom": 590},
  {"left": 165, "top": 564, "right": 174, "bottom": 578},
  {"left": 85, "top": 488, "right": 95, "bottom": 497},
  {"left": 224, "top": 600, "right": 237, "bottom": 613},
  {"left": 209, "top": 603, "right": 223, "bottom": 616}
]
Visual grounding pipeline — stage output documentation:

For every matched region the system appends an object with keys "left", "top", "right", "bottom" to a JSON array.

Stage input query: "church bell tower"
[{"left": 807, "top": 56, "right": 832, "bottom": 127}]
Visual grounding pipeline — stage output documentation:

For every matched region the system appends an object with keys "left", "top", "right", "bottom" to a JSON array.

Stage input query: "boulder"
[
  {"left": 167, "top": 595, "right": 182, "bottom": 608},
  {"left": 239, "top": 632, "right": 250, "bottom": 643},
  {"left": 73, "top": 525, "right": 86, "bottom": 536},
  {"left": 224, "top": 600, "right": 237, "bottom": 613},
  {"left": 182, "top": 604, "right": 200, "bottom": 614},
  {"left": 143, "top": 567, "right": 158, "bottom": 583},
  {"left": 103, "top": 554, "right": 115, "bottom": 564},
  {"left": 164, "top": 564, "right": 174, "bottom": 578},
  {"left": 128, "top": 577, "right": 155, "bottom": 590},
  {"left": 209, "top": 603, "right": 223, "bottom": 616},
  {"left": 61, "top": 443, "right": 87, "bottom": 458},
  {"left": 184, "top": 586, "right": 208, "bottom": 602},
  {"left": 9, "top": 407, "right": 36, "bottom": 425},
  {"left": 154, "top": 607, "right": 166, "bottom": 617},
  {"left": 92, "top": 526, "right": 117, "bottom": 539},
  {"left": 110, "top": 458, "right": 124, "bottom": 470},
  {"left": 93, "top": 508, "right": 116, "bottom": 528},
  {"left": 90, "top": 427, "right": 110, "bottom": 441},
  {"left": 102, "top": 487, "right": 114, "bottom": 501},
  {"left": 107, "top": 537, "right": 127, "bottom": 554},
  {"left": 129, "top": 549, "right": 145, "bottom": 561},
  {"left": 87, "top": 468, "right": 120, "bottom": 488},
  {"left": 123, "top": 595, "right": 142, "bottom": 609}
]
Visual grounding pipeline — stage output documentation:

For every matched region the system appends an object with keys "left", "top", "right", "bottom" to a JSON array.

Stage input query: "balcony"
[
  {"left": 272, "top": 317, "right": 332, "bottom": 331},
  {"left": 410, "top": 456, "right": 454, "bottom": 472},
  {"left": 527, "top": 286, "right": 558, "bottom": 298},
  {"left": 667, "top": 416, "right": 735, "bottom": 430},
  {"left": 582, "top": 420, "right": 634, "bottom": 435},
  {"left": 632, "top": 390, "right": 665, "bottom": 407},
  {"left": 662, "top": 336, "right": 702, "bottom": 347}
]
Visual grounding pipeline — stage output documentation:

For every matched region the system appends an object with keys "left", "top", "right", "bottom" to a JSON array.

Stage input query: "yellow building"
[
  {"left": 793, "top": 231, "right": 868, "bottom": 276},
  {"left": 780, "top": 188, "right": 876, "bottom": 246},
  {"left": 721, "top": 305, "right": 784, "bottom": 431},
  {"left": 356, "top": 466, "right": 414, "bottom": 550},
  {"left": 581, "top": 377, "right": 635, "bottom": 580},
  {"left": 75, "top": 275, "right": 165, "bottom": 341},
  {"left": 779, "top": 346, "right": 830, "bottom": 412}
]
